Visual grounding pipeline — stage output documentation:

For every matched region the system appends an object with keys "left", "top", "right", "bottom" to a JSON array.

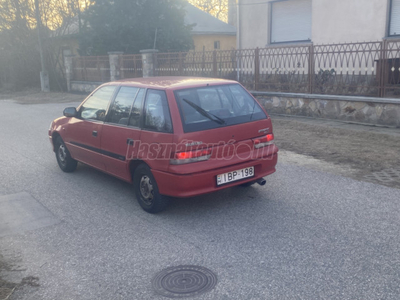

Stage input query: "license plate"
[{"left": 217, "top": 166, "right": 254, "bottom": 186}]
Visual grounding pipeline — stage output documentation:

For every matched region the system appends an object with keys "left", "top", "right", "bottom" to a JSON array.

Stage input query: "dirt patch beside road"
[{"left": 271, "top": 115, "right": 400, "bottom": 189}]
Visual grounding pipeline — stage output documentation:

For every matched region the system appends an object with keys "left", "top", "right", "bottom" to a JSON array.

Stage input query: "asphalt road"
[{"left": 0, "top": 100, "right": 399, "bottom": 300}]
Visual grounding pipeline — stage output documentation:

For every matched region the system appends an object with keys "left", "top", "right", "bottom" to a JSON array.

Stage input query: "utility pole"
[
  {"left": 236, "top": 0, "right": 241, "bottom": 82},
  {"left": 35, "top": 0, "right": 50, "bottom": 92},
  {"left": 153, "top": 27, "right": 158, "bottom": 49}
]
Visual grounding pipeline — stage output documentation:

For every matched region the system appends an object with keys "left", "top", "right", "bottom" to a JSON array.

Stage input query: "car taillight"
[
  {"left": 253, "top": 134, "right": 274, "bottom": 149},
  {"left": 170, "top": 149, "right": 212, "bottom": 165}
]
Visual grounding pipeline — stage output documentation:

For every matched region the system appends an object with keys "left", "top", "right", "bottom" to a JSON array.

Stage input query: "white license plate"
[{"left": 217, "top": 166, "right": 254, "bottom": 186}]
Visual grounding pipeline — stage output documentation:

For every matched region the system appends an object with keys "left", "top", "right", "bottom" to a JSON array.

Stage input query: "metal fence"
[
  {"left": 312, "top": 42, "right": 383, "bottom": 97},
  {"left": 71, "top": 40, "right": 400, "bottom": 98},
  {"left": 381, "top": 39, "right": 400, "bottom": 97},
  {"left": 72, "top": 56, "right": 110, "bottom": 82},
  {"left": 120, "top": 54, "right": 143, "bottom": 78}
]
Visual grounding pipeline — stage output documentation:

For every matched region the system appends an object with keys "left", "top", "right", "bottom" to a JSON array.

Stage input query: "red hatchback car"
[{"left": 49, "top": 77, "right": 278, "bottom": 213}]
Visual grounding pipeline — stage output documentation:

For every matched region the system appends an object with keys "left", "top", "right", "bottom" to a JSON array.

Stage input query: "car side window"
[
  {"left": 129, "top": 88, "right": 145, "bottom": 127},
  {"left": 143, "top": 89, "right": 172, "bottom": 133},
  {"left": 107, "top": 87, "right": 139, "bottom": 125},
  {"left": 81, "top": 86, "right": 116, "bottom": 121}
]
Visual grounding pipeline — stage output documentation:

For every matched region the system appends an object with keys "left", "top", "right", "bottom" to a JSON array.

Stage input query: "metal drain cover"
[
  {"left": 364, "top": 168, "right": 400, "bottom": 183},
  {"left": 152, "top": 265, "right": 217, "bottom": 298}
]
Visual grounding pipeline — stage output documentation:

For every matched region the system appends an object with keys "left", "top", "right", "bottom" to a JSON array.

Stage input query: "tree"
[
  {"left": 0, "top": 0, "right": 38, "bottom": 89},
  {"left": 79, "top": 0, "right": 194, "bottom": 55},
  {"left": 0, "top": 0, "right": 89, "bottom": 90},
  {"left": 188, "top": 0, "right": 228, "bottom": 22}
]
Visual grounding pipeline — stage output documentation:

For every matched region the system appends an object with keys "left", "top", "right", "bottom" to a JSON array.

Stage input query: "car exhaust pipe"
[{"left": 256, "top": 178, "right": 266, "bottom": 186}]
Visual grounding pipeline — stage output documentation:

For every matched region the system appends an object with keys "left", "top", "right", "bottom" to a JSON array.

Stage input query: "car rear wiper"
[{"left": 182, "top": 98, "right": 225, "bottom": 125}]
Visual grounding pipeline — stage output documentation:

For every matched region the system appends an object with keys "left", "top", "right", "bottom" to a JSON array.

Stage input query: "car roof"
[{"left": 107, "top": 76, "right": 238, "bottom": 90}]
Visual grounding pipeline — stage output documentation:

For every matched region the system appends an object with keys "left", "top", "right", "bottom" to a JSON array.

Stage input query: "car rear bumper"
[{"left": 153, "top": 152, "right": 278, "bottom": 198}]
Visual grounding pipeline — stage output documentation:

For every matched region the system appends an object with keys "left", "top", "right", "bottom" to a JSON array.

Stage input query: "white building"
[{"left": 237, "top": 0, "right": 400, "bottom": 49}]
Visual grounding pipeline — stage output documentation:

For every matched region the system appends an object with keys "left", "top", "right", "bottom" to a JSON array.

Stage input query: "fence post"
[
  {"left": 140, "top": 49, "right": 159, "bottom": 77},
  {"left": 97, "top": 56, "right": 100, "bottom": 81},
  {"left": 134, "top": 55, "right": 138, "bottom": 78},
  {"left": 308, "top": 44, "right": 314, "bottom": 94},
  {"left": 108, "top": 51, "right": 124, "bottom": 81},
  {"left": 202, "top": 48, "right": 206, "bottom": 75},
  {"left": 213, "top": 50, "right": 217, "bottom": 77},
  {"left": 64, "top": 55, "right": 74, "bottom": 92},
  {"left": 254, "top": 47, "right": 260, "bottom": 90},
  {"left": 378, "top": 40, "right": 387, "bottom": 98},
  {"left": 82, "top": 56, "right": 86, "bottom": 82},
  {"left": 120, "top": 55, "right": 125, "bottom": 79},
  {"left": 168, "top": 54, "right": 172, "bottom": 76},
  {"left": 178, "top": 52, "right": 184, "bottom": 75},
  {"left": 235, "top": 50, "right": 240, "bottom": 82}
]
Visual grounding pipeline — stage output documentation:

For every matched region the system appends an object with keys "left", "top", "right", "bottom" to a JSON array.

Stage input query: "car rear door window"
[
  {"left": 107, "top": 87, "right": 139, "bottom": 125},
  {"left": 129, "top": 88, "right": 145, "bottom": 127},
  {"left": 80, "top": 86, "right": 116, "bottom": 121},
  {"left": 143, "top": 89, "right": 173, "bottom": 133}
]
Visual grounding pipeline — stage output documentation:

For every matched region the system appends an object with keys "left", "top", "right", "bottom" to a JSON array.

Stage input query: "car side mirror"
[{"left": 63, "top": 107, "right": 77, "bottom": 118}]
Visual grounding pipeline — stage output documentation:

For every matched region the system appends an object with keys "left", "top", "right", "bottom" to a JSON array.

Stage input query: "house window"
[
  {"left": 270, "top": 0, "right": 312, "bottom": 43},
  {"left": 389, "top": 0, "right": 400, "bottom": 36},
  {"left": 214, "top": 41, "right": 220, "bottom": 49}
]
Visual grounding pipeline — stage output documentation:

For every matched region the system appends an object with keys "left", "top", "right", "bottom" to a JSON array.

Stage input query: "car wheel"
[
  {"left": 55, "top": 136, "right": 77, "bottom": 172},
  {"left": 133, "top": 164, "right": 169, "bottom": 213}
]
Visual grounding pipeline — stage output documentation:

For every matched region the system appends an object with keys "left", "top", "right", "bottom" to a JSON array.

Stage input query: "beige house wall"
[
  {"left": 192, "top": 34, "right": 237, "bottom": 51},
  {"left": 52, "top": 37, "right": 81, "bottom": 57},
  {"left": 239, "top": 0, "right": 390, "bottom": 49},
  {"left": 239, "top": 0, "right": 271, "bottom": 49},
  {"left": 312, "top": 0, "right": 388, "bottom": 44}
]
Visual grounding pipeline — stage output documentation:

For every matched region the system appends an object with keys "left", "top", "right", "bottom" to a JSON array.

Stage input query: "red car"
[{"left": 49, "top": 77, "right": 278, "bottom": 213}]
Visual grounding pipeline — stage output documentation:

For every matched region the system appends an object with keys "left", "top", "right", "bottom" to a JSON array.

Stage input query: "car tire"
[
  {"left": 133, "top": 164, "right": 169, "bottom": 213},
  {"left": 54, "top": 136, "right": 77, "bottom": 172}
]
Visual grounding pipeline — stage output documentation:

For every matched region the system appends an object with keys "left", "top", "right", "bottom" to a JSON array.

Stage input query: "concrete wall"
[
  {"left": 254, "top": 92, "right": 400, "bottom": 127},
  {"left": 239, "top": 0, "right": 390, "bottom": 49},
  {"left": 70, "top": 81, "right": 102, "bottom": 93}
]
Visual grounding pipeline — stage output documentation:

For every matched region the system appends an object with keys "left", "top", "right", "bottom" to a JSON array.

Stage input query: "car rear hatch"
[{"left": 168, "top": 83, "right": 278, "bottom": 174}]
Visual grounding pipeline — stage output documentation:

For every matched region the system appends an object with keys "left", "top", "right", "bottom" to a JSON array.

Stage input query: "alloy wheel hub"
[{"left": 140, "top": 175, "right": 154, "bottom": 203}]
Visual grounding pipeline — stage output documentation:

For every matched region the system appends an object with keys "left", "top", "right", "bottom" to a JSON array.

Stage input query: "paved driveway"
[{"left": 0, "top": 100, "right": 399, "bottom": 299}]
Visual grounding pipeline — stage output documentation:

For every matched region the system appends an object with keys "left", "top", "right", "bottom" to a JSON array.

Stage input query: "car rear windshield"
[{"left": 174, "top": 84, "right": 267, "bottom": 133}]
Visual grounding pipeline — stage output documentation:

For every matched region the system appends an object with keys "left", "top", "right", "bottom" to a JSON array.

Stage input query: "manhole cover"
[
  {"left": 364, "top": 168, "right": 400, "bottom": 183},
  {"left": 152, "top": 265, "right": 217, "bottom": 298}
]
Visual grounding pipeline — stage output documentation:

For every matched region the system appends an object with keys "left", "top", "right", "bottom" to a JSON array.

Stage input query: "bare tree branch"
[{"left": 187, "top": 0, "right": 228, "bottom": 23}]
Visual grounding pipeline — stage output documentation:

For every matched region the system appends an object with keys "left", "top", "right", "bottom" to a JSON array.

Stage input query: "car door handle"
[
  {"left": 127, "top": 138, "right": 134, "bottom": 146},
  {"left": 92, "top": 130, "right": 98, "bottom": 137}
]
